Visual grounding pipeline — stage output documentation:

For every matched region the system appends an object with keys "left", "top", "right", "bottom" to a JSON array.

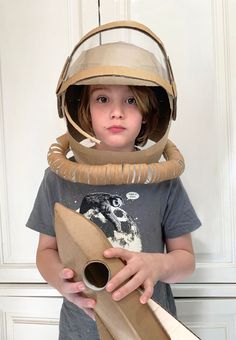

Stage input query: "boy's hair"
[{"left": 77, "top": 85, "right": 159, "bottom": 146}]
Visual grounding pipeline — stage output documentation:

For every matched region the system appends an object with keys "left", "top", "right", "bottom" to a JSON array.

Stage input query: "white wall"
[{"left": 0, "top": 0, "right": 236, "bottom": 339}]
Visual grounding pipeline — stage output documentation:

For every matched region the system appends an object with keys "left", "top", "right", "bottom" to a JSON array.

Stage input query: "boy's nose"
[{"left": 110, "top": 104, "right": 124, "bottom": 119}]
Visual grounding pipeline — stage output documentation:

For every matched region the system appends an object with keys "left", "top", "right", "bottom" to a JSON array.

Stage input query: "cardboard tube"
[{"left": 82, "top": 260, "right": 110, "bottom": 291}]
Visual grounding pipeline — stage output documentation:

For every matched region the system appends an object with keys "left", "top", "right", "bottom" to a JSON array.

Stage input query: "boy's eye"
[
  {"left": 126, "top": 97, "right": 137, "bottom": 105},
  {"left": 97, "top": 96, "right": 108, "bottom": 103}
]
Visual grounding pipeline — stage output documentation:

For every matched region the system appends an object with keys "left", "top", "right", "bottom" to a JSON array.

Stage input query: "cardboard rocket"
[{"left": 54, "top": 203, "right": 200, "bottom": 340}]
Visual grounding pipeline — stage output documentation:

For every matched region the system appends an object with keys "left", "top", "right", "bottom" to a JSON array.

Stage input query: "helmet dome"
[{"left": 56, "top": 21, "right": 177, "bottom": 152}]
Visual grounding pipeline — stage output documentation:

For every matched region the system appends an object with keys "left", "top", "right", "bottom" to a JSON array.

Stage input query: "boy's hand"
[
  {"left": 103, "top": 248, "right": 162, "bottom": 304},
  {"left": 59, "top": 268, "right": 96, "bottom": 320}
]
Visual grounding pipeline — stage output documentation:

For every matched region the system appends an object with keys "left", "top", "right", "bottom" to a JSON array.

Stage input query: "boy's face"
[{"left": 89, "top": 85, "right": 143, "bottom": 152}]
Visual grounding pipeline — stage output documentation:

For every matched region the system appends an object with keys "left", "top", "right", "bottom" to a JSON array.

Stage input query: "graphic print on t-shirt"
[{"left": 79, "top": 192, "right": 142, "bottom": 251}]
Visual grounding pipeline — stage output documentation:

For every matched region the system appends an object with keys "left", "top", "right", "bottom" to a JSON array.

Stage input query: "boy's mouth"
[{"left": 107, "top": 125, "right": 126, "bottom": 133}]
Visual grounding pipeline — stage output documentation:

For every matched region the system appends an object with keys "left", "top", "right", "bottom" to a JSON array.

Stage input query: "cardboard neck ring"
[{"left": 47, "top": 134, "right": 185, "bottom": 185}]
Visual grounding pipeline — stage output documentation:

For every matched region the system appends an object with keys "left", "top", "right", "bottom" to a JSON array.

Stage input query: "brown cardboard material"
[
  {"left": 47, "top": 134, "right": 185, "bottom": 185},
  {"left": 54, "top": 203, "right": 200, "bottom": 340}
]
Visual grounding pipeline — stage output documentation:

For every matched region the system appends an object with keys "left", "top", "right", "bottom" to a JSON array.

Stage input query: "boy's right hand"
[{"left": 59, "top": 268, "right": 96, "bottom": 320}]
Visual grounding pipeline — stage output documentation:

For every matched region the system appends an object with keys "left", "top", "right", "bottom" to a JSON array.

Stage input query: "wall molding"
[
  {"left": 211, "top": 0, "right": 235, "bottom": 265},
  {"left": 0, "top": 266, "right": 43, "bottom": 283},
  {"left": 0, "top": 0, "right": 97, "bottom": 270},
  {"left": 186, "top": 0, "right": 236, "bottom": 278},
  {"left": 100, "top": 0, "right": 131, "bottom": 23},
  {"left": 0, "top": 310, "right": 6, "bottom": 340},
  {"left": 0, "top": 51, "right": 12, "bottom": 265},
  {"left": 7, "top": 315, "right": 59, "bottom": 326},
  {"left": 0, "top": 283, "right": 236, "bottom": 298},
  {"left": 66, "top": 0, "right": 82, "bottom": 50},
  {"left": 176, "top": 298, "right": 236, "bottom": 339}
]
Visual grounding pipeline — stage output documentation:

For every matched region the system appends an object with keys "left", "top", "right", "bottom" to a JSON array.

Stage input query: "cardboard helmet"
[
  {"left": 48, "top": 21, "right": 183, "bottom": 185},
  {"left": 56, "top": 21, "right": 177, "bottom": 154}
]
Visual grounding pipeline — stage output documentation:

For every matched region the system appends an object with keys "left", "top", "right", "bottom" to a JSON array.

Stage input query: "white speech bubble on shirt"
[{"left": 126, "top": 192, "right": 139, "bottom": 200}]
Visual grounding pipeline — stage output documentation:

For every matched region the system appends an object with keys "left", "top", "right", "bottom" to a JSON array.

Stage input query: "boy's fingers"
[
  {"left": 84, "top": 308, "right": 96, "bottom": 321},
  {"left": 139, "top": 281, "right": 154, "bottom": 304},
  {"left": 60, "top": 268, "right": 74, "bottom": 279},
  {"left": 111, "top": 281, "right": 137, "bottom": 301},
  {"left": 69, "top": 294, "right": 96, "bottom": 318},
  {"left": 79, "top": 297, "right": 96, "bottom": 310},
  {"left": 106, "top": 263, "right": 137, "bottom": 292},
  {"left": 104, "top": 247, "right": 130, "bottom": 260},
  {"left": 66, "top": 281, "right": 86, "bottom": 294}
]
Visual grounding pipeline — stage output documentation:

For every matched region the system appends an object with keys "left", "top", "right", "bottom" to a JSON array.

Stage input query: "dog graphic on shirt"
[{"left": 79, "top": 192, "right": 142, "bottom": 251}]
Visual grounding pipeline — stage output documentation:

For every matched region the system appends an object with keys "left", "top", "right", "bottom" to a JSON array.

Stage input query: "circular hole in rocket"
[{"left": 83, "top": 261, "right": 110, "bottom": 291}]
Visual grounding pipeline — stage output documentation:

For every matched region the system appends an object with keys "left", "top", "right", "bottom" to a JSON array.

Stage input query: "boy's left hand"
[{"left": 103, "top": 248, "right": 163, "bottom": 304}]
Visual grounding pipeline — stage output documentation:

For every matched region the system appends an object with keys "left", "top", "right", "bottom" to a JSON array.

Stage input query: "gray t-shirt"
[{"left": 26, "top": 168, "right": 201, "bottom": 340}]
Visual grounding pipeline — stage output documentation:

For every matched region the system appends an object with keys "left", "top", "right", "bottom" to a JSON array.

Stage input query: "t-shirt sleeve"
[
  {"left": 26, "top": 168, "right": 58, "bottom": 237},
  {"left": 162, "top": 178, "right": 201, "bottom": 239}
]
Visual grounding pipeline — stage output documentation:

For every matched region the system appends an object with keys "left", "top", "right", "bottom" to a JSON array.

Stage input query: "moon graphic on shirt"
[{"left": 79, "top": 192, "right": 142, "bottom": 251}]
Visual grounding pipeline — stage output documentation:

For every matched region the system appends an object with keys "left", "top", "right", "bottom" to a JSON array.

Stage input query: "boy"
[{"left": 27, "top": 21, "right": 201, "bottom": 339}]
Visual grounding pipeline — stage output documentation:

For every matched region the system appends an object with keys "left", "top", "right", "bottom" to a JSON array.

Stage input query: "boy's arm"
[
  {"left": 162, "top": 232, "right": 195, "bottom": 283},
  {"left": 36, "top": 233, "right": 64, "bottom": 289},
  {"left": 36, "top": 233, "right": 96, "bottom": 319}
]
